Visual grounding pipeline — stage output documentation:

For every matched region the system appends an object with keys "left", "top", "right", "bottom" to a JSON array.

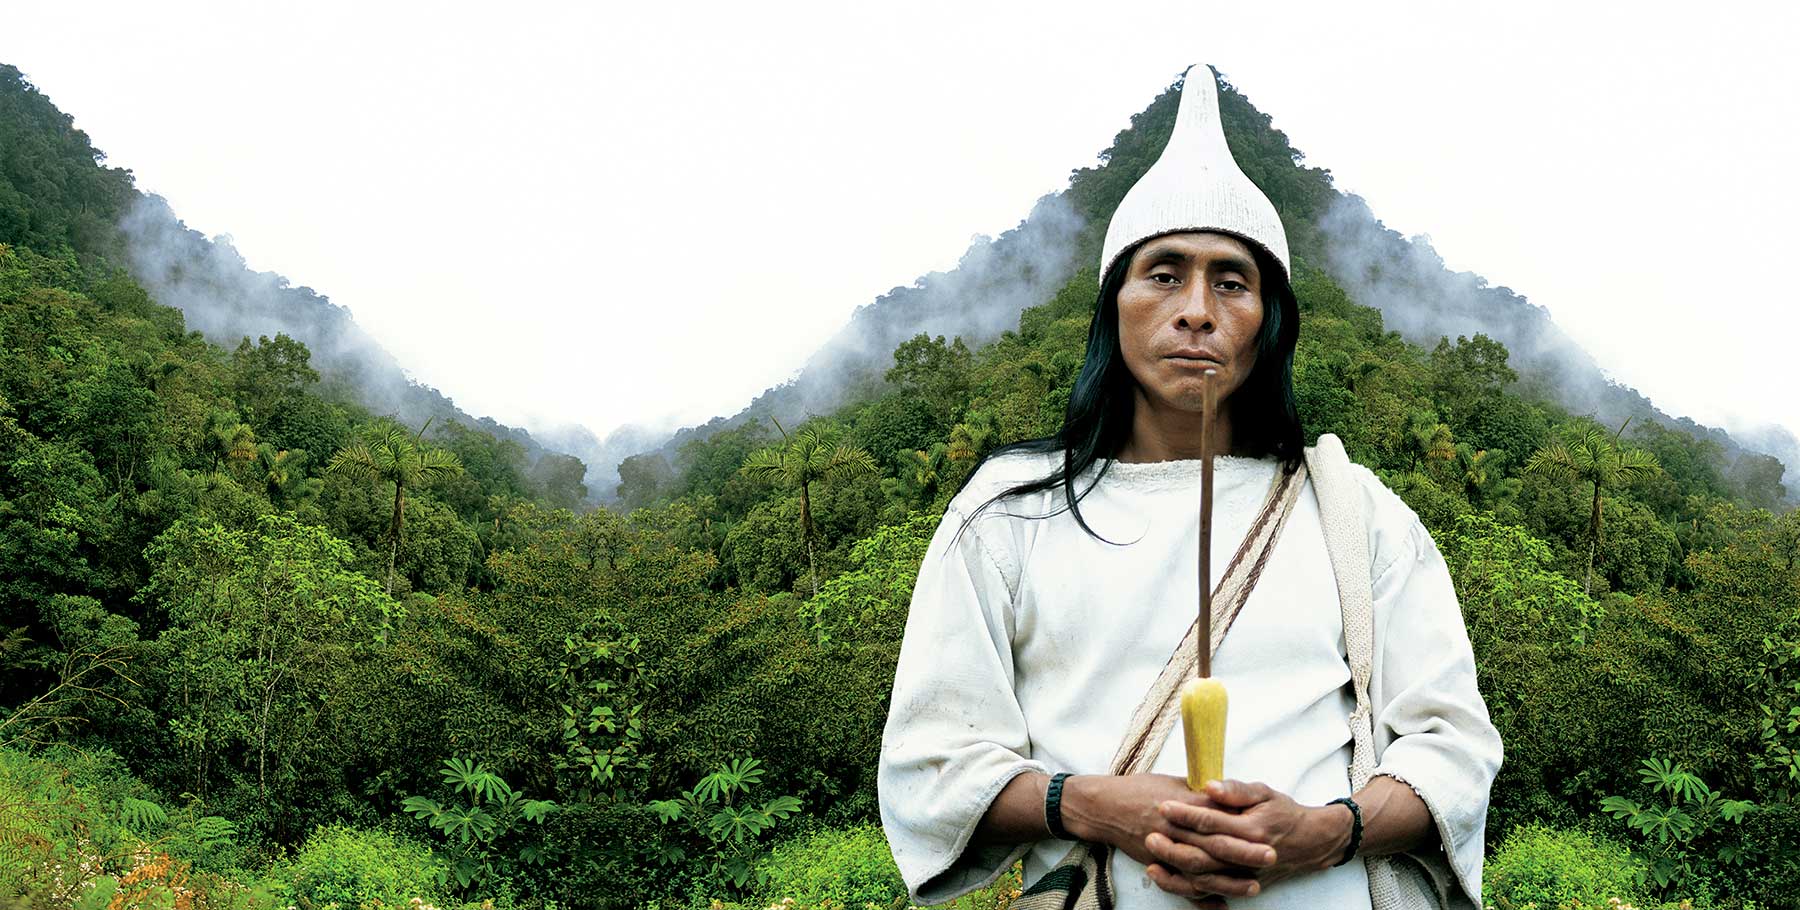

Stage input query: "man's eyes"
[{"left": 1147, "top": 274, "right": 1248, "bottom": 289}]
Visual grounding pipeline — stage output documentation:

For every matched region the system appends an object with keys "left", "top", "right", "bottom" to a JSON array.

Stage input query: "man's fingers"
[
  {"left": 1144, "top": 863, "right": 1238, "bottom": 905},
  {"left": 1144, "top": 862, "right": 1199, "bottom": 897},
  {"left": 1159, "top": 826, "right": 1277, "bottom": 868},
  {"left": 1204, "top": 778, "right": 1273, "bottom": 808},
  {"left": 1145, "top": 831, "right": 1218, "bottom": 876},
  {"left": 1189, "top": 872, "right": 1262, "bottom": 898},
  {"left": 1159, "top": 800, "right": 1268, "bottom": 843},
  {"left": 1145, "top": 860, "right": 1261, "bottom": 899}
]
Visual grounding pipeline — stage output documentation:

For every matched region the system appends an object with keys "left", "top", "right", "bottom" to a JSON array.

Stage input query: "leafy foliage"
[
  {"left": 798, "top": 513, "right": 936, "bottom": 646},
  {"left": 750, "top": 823, "right": 906, "bottom": 907},
  {"left": 1482, "top": 823, "right": 1648, "bottom": 910},
  {"left": 401, "top": 756, "right": 557, "bottom": 892},
  {"left": 553, "top": 621, "right": 650, "bottom": 800},
  {"left": 270, "top": 824, "right": 449, "bottom": 910},
  {"left": 1601, "top": 757, "right": 1755, "bottom": 897},
  {"left": 738, "top": 420, "right": 880, "bottom": 597},
  {"left": 1525, "top": 420, "right": 1663, "bottom": 594},
  {"left": 648, "top": 757, "right": 803, "bottom": 896},
  {"left": 327, "top": 418, "right": 465, "bottom": 595}
]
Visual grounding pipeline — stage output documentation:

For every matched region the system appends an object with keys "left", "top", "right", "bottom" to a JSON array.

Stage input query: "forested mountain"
[
  {"left": 610, "top": 72, "right": 1794, "bottom": 512},
  {"left": 3, "top": 61, "right": 1797, "bottom": 910},
  {"left": 0, "top": 63, "right": 594, "bottom": 506}
]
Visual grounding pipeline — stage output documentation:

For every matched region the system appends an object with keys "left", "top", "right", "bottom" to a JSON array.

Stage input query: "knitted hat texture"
[{"left": 1098, "top": 63, "right": 1291, "bottom": 287}]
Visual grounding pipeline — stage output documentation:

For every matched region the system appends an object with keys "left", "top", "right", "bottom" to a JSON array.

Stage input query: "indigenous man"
[{"left": 877, "top": 65, "right": 1503, "bottom": 908}]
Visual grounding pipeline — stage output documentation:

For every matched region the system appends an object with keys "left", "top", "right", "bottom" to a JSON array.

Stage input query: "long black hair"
[{"left": 954, "top": 232, "right": 1304, "bottom": 546}]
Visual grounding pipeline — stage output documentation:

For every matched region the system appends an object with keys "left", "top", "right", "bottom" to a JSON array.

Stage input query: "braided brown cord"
[{"left": 1109, "top": 463, "right": 1307, "bottom": 776}]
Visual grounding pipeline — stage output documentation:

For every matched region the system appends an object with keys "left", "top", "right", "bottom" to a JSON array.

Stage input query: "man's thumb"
[{"left": 1204, "top": 778, "right": 1266, "bottom": 806}]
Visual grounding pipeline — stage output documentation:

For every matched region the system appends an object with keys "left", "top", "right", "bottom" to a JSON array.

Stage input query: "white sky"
[{"left": 7, "top": 1, "right": 1798, "bottom": 448}]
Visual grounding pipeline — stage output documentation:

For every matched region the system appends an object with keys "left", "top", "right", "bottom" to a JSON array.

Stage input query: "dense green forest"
[{"left": 3, "top": 62, "right": 1798, "bottom": 910}]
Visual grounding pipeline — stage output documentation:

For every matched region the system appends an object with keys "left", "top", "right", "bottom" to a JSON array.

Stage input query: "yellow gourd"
[{"left": 1179, "top": 677, "right": 1228, "bottom": 790}]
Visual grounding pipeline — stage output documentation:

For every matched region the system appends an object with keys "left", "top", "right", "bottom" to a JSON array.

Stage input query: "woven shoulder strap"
[
  {"left": 1305, "top": 434, "right": 1445, "bottom": 910},
  {"left": 1107, "top": 461, "right": 1307, "bottom": 776},
  {"left": 1303, "top": 434, "right": 1377, "bottom": 786}
]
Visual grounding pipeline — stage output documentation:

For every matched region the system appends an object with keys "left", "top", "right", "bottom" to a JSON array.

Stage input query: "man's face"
[{"left": 1116, "top": 231, "right": 1265, "bottom": 417}]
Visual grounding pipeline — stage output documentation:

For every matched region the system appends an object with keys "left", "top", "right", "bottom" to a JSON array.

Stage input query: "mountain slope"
[
  {"left": 5, "top": 60, "right": 1784, "bottom": 506},
  {"left": 602, "top": 68, "right": 1791, "bottom": 506},
  {"left": 0, "top": 64, "right": 593, "bottom": 502}
]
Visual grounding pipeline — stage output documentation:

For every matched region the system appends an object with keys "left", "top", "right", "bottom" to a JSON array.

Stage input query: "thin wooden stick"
[{"left": 1198, "top": 369, "right": 1216, "bottom": 679}]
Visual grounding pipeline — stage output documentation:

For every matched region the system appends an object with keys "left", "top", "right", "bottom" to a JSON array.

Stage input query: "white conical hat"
[{"left": 1098, "top": 64, "right": 1290, "bottom": 287}]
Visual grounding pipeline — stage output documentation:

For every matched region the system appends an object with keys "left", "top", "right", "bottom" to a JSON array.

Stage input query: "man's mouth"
[{"left": 1166, "top": 350, "right": 1223, "bottom": 365}]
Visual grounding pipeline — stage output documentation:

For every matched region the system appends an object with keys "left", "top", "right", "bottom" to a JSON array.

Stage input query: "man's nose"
[{"left": 1173, "top": 283, "right": 1216, "bottom": 333}]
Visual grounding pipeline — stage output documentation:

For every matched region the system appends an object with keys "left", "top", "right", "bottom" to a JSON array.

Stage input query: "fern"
[
  {"left": 191, "top": 815, "right": 236, "bottom": 847},
  {"left": 120, "top": 797, "right": 167, "bottom": 832}
]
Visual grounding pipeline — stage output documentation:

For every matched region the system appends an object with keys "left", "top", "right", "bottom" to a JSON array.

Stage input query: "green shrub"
[
  {"left": 0, "top": 746, "right": 271, "bottom": 908},
  {"left": 0, "top": 750, "right": 65, "bottom": 897},
  {"left": 939, "top": 862, "right": 1022, "bottom": 910},
  {"left": 752, "top": 823, "right": 906, "bottom": 907},
  {"left": 1484, "top": 824, "right": 1647, "bottom": 910},
  {"left": 268, "top": 825, "right": 449, "bottom": 910}
]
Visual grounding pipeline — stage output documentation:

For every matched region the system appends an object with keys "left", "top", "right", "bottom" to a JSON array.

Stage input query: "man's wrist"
[
  {"left": 1308, "top": 801, "right": 1357, "bottom": 871},
  {"left": 1057, "top": 774, "right": 1103, "bottom": 843}
]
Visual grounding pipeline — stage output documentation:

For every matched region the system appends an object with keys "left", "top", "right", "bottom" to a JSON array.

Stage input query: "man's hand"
[
  {"left": 1141, "top": 779, "right": 1352, "bottom": 900},
  {"left": 1059, "top": 775, "right": 1281, "bottom": 881}
]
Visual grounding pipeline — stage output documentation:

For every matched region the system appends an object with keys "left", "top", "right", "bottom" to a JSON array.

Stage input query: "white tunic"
[{"left": 878, "top": 449, "right": 1502, "bottom": 908}]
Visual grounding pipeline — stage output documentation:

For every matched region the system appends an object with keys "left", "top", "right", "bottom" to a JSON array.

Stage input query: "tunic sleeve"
[
  {"left": 1367, "top": 515, "right": 1505, "bottom": 909},
  {"left": 879, "top": 503, "right": 1048, "bottom": 903}
]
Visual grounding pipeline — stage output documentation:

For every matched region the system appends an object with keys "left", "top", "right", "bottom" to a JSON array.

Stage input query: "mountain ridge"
[
  {"left": 5, "top": 61, "right": 1786, "bottom": 507},
  {"left": 591, "top": 70, "right": 1794, "bottom": 507}
]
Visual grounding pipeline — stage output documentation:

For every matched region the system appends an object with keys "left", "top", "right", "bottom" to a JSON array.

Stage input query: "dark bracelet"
[
  {"left": 1326, "top": 796, "right": 1363, "bottom": 867},
  {"left": 1045, "top": 772, "right": 1075, "bottom": 840}
]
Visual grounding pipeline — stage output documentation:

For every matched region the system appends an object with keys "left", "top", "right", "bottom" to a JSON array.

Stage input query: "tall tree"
[
  {"left": 1454, "top": 443, "right": 1518, "bottom": 509},
  {"left": 737, "top": 419, "right": 878, "bottom": 597},
  {"left": 256, "top": 443, "right": 319, "bottom": 510},
  {"left": 1404, "top": 409, "right": 1456, "bottom": 472},
  {"left": 203, "top": 409, "right": 258, "bottom": 475},
  {"left": 1525, "top": 419, "right": 1661, "bottom": 595},
  {"left": 230, "top": 333, "right": 319, "bottom": 429},
  {"left": 885, "top": 333, "right": 972, "bottom": 432},
  {"left": 327, "top": 418, "right": 464, "bottom": 595}
]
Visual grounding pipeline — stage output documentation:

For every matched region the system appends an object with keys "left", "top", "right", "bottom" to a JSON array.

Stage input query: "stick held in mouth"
[
  {"left": 1198, "top": 367, "right": 1216, "bottom": 678},
  {"left": 1182, "top": 369, "right": 1227, "bottom": 789}
]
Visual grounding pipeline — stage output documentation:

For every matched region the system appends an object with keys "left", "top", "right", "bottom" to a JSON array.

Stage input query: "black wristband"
[
  {"left": 1326, "top": 796, "right": 1363, "bottom": 867},
  {"left": 1045, "top": 772, "right": 1075, "bottom": 840}
]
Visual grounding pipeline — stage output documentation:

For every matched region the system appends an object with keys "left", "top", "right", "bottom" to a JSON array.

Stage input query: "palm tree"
[
  {"left": 947, "top": 415, "right": 998, "bottom": 465},
  {"left": 204, "top": 410, "right": 258, "bottom": 474},
  {"left": 882, "top": 443, "right": 949, "bottom": 512},
  {"left": 1404, "top": 410, "right": 1456, "bottom": 472},
  {"left": 738, "top": 419, "right": 878, "bottom": 597},
  {"left": 1524, "top": 418, "right": 1660, "bottom": 595},
  {"left": 257, "top": 444, "right": 321, "bottom": 510},
  {"left": 327, "top": 418, "right": 464, "bottom": 595},
  {"left": 1454, "top": 444, "right": 1518, "bottom": 508}
]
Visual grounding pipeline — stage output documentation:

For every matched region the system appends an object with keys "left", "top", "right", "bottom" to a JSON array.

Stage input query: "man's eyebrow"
[
  {"left": 1209, "top": 256, "right": 1255, "bottom": 276},
  {"left": 1138, "top": 246, "right": 1256, "bottom": 276},
  {"left": 1138, "top": 244, "right": 1191, "bottom": 265}
]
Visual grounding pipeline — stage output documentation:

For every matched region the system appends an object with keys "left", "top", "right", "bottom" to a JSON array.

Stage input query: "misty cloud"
[
  {"left": 121, "top": 195, "right": 417, "bottom": 411},
  {"left": 1317, "top": 192, "right": 1793, "bottom": 501},
  {"left": 118, "top": 194, "right": 585, "bottom": 495},
  {"left": 584, "top": 193, "right": 1086, "bottom": 501}
]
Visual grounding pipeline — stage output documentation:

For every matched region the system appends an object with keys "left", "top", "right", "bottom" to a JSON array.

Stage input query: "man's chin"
[{"left": 1140, "top": 391, "right": 1215, "bottom": 416}]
